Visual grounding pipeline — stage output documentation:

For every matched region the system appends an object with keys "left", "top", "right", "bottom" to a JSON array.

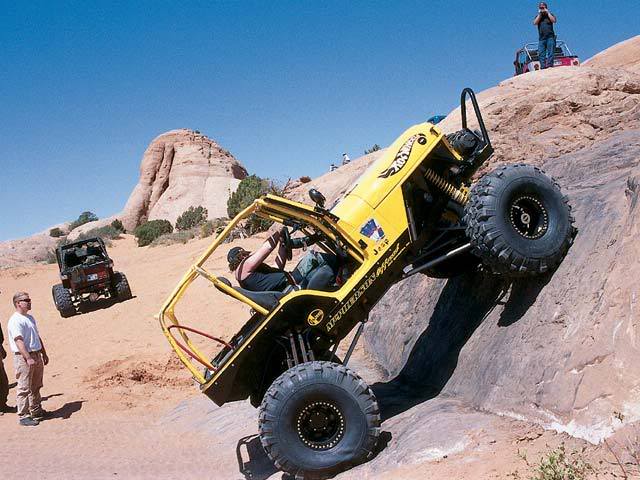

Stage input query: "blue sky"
[{"left": 1, "top": 1, "right": 637, "bottom": 241}]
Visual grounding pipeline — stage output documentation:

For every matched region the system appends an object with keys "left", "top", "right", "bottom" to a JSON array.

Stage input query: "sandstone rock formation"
[{"left": 120, "top": 129, "right": 247, "bottom": 231}]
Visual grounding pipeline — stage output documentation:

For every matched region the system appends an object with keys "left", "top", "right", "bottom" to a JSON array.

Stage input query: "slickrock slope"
[
  {"left": 120, "top": 129, "right": 247, "bottom": 230},
  {"left": 363, "top": 42, "right": 640, "bottom": 444},
  {"left": 584, "top": 34, "right": 640, "bottom": 73}
]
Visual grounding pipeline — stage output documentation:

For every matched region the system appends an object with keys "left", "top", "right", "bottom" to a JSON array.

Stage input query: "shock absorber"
[{"left": 423, "top": 168, "right": 469, "bottom": 205}]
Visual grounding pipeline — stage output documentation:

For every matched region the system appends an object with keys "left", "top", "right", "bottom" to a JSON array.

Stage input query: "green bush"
[
  {"left": 176, "top": 206, "right": 208, "bottom": 231},
  {"left": 199, "top": 218, "right": 227, "bottom": 238},
  {"left": 151, "top": 229, "right": 196, "bottom": 247},
  {"left": 134, "top": 219, "right": 173, "bottom": 247},
  {"left": 228, "top": 175, "right": 279, "bottom": 235},
  {"left": 364, "top": 144, "right": 381, "bottom": 155},
  {"left": 75, "top": 225, "right": 122, "bottom": 243},
  {"left": 111, "top": 219, "right": 125, "bottom": 233},
  {"left": 69, "top": 211, "right": 99, "bottom": 230},
  {"left": 49, "top": 227, "right": 65, "bottom": 238}
]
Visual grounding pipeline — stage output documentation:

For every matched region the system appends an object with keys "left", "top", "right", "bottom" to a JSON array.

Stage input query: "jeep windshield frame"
[
  {"left": 56, "top": 237, "right": 110, "bottom": 271},
  {"left": 158, "top": 194, "right": 365, "bottom": 383}
]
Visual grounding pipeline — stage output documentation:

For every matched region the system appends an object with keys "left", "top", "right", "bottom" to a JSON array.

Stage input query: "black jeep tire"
[
  {"left": 52, "top": 284, "right": 76, "bottom": 318},
  {"left": 259, "top": 361, "right": 380, "bottom": 480},
  {"left": 464, "top": 163, "right": 576, "bottom": 276},
  {"left": 113, "top": 272, "right": 132, "bottom": 301}
]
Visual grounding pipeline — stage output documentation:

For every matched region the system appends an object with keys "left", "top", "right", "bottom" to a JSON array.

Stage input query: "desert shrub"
[
  {"left": 299, "top": 176, "right": 312, "bottom": 183},
  {"left": 227, "top": 175, "right": 275, "bottom": 235},
  {"left": 176, "top": 206, "right": 208, "bottom": 231},
  {"left": 515, "top": 443, "right": 593, "bottom": 480},
  {"left": 44, "top": 249, "right": 58, "bottom": 264},
  {"left": 364, "top": 144, "right": 381, "bottom": 155},
  {"left": 49, "top": 227, "right": 65, "bottom": 238},
  {"left": 134, "top": 219, "right": 173, "bottom": 247},
  {"left": 111, "top": 219, "right": 125, "bottom": 233},
  {"left": 199, "top": 218, "right": 227, "bottom": 238},
  {"left": 75, "top": 225, "right": 122, "bottom": 243},
  {"left": 150, "top": 229, "right": 196, "bottom": 247},
  {"left": 69, "top": 211, "right": 99, "bottom": 230}
]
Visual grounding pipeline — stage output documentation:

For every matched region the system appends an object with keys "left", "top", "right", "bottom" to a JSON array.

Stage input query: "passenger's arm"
[{"left": 238, "top": 230, "right": 282, "bottom": 280}]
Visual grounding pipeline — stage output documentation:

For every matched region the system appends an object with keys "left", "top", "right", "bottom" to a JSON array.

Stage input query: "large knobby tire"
[
  {"left": 259, "top": 361, "right": 380, "bottom": 479},
  {"left": 52, "top": 284, "right": 76, "bottom": 318},
  {"left": 113, "top": 272, "right": 132, "bottom": 301},
  {"left": 464, "top": 163, "right": 576, "bottom": 276}
]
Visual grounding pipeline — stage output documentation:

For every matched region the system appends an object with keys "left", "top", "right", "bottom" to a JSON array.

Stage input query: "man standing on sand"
[
  {"left": 7, "top": 291, "right": 50, "bottom": 426},
  {"left": 533, "top": 2, "right": 557, "bottom": 69}
]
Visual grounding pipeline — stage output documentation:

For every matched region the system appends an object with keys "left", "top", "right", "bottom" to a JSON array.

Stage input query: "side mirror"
[{"left": 309, "top": 189, "right": 326, "bottom": 208}]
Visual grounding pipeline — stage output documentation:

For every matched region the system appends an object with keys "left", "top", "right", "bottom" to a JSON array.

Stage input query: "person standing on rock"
[
  {"left": 7, "top": 292, "right": 50, "bottom": 426},
  {"left": 534, "top": 2, "right": 557, "bottom": 69},
  {"left": 342, "top": 153, "right": 350, "bottom": 165}
]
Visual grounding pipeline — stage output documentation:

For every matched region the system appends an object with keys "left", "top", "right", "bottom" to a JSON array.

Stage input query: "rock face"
[
  {"left": 120, "top": 129, "right": 247, "bottom": 231},
  {"left": 361, "top": 41, "right": 640, "bottom": 444}
]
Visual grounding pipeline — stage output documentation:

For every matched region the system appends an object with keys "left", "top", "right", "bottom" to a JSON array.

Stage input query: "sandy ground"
[{"left": 0, "top": 235, "right": 629, "bottom": 479}]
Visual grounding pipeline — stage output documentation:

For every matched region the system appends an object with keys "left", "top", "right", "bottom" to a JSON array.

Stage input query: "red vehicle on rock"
[{"left": 514, "top": 41, "right": 579, "bottom": 75}]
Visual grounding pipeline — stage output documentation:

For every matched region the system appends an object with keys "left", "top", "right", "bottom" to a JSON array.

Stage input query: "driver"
[{"left": 228, "top": 228, "right": 338, "bottom": 293}]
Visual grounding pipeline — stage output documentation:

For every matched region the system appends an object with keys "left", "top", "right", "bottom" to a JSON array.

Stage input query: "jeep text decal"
[
  {"left": 378, "top": 133, "right": 427, "bottom": 179},
  {"left": 325, "top": 241, "right": 406, "bottom": 332}
]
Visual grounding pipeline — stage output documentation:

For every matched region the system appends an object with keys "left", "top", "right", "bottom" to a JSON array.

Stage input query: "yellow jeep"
[{"left": 159, "top": 88, "right": 575, "bottom": 479}]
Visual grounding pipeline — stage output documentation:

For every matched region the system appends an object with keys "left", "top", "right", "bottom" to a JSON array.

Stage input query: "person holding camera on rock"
[{"left": 533, "top": 2, "right": 557, "bottom": 69}]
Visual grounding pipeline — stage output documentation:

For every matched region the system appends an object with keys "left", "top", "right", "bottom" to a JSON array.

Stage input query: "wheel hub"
[
  {"left": 509, "top": 195, "right": 548, "bottom": 239},
  {"left": 296, "top": 401, "right": 345, "bottom": 450}
]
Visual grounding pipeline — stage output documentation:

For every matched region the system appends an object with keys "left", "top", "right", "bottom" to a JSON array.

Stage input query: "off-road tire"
[
  {"left": 52, "top": 284, "right": 75, "bottom": 318},
  {"left": 259, "top": 361, "right": 380, "bottom": 480},
  {"left": 113, "top": 272, "right": 132, "bottom": 301},
  {"left": 464, "top": 163, "right": 576, "bottom": 276}
]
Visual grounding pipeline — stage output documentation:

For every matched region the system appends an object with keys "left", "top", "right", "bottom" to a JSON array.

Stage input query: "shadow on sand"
[
  {"left": 76, "top": 295, "right": 136, "bottom": 315},
  {"left": 372, "top": 270, "right": 552, "bottom": 421}
]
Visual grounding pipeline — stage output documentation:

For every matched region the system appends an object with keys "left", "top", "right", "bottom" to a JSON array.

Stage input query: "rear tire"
[
  {"left": 464, "top": 163, "right": 576, "bottom": 276},
  {"left": 52, "top": 284, "right": 75, "bottom": 318},
  {"left": 113, "top": 272, "right": 132, "bottom": 301},
  {"left": 259, "top": 361, "right": 380, "bottom": 479}
]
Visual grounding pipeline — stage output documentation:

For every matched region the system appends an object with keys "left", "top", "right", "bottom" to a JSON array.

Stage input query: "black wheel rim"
[
  {"left": 296, "top": 401, "right": 345, "bottom": 450},
  {"left": 509, "top": 195, "right": 548, "bottom": 239}
]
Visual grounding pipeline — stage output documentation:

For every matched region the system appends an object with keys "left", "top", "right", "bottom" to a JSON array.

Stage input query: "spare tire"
[{"left": 464, "top": 163, "right": 576, "bottom": 276}]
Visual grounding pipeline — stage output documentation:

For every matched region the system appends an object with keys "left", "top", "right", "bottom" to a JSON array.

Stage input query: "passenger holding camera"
[{"left": 533, "top": 2, "right": 557, "bottom": 69}]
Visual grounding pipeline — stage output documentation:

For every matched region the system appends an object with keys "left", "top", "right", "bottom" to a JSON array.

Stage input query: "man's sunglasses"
[{"left": 20, "top": 299, "right": 32, "bottom": 302}]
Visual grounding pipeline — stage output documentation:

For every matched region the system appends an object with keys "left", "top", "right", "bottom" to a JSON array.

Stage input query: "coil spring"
[{"left": 423, "top": 168, "right": 469, "bottom": 205}]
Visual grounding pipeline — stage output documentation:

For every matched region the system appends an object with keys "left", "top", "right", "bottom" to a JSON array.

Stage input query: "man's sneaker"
[
  {"left": 19, "top": 417, "right": 39, "bottom": 427},
  {"left": 31, "top": 410, "right": 51, "bottom": 421}
]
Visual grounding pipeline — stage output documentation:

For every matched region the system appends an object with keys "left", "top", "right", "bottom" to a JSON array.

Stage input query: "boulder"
[{"left": 120, "top": 129, "right": 247, "bottom": 231}]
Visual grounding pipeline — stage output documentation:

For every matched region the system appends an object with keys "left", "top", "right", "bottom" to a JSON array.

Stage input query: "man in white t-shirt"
[
  {"left": 8, "top": 291, "right": 50, "bottom": 426},
  {"left": 342, "top": 153, "right": 350, "bottom": 165}
]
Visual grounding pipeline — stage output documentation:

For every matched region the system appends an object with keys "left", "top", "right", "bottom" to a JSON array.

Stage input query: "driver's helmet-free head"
[{"left": 228, "top": 246, "right": 249, "bottom": 271}]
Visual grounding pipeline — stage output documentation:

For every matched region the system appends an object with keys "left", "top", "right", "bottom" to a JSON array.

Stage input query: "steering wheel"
[{"left": 281, "top": 227, "right": 293, "bottom": 261}]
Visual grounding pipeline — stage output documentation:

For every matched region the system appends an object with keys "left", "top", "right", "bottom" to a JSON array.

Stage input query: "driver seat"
[{"left": 215, "top": 277, "right": 285, "bottom": 311}]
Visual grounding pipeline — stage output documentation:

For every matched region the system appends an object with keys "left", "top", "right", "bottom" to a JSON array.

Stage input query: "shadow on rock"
[
  {"left": 236, "top": 434, "right": 278, "bottom": 480},
  {"left": 76, "top": 295, "right": 136, "bottom": 315},
  {"left": 372, "top": 269, "right": 548, "bottom": 421},
  {"left": 50, "top": 400, "right": 84, "bottom": 420}
]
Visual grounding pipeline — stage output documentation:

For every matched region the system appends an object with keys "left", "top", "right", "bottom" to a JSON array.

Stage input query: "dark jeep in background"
[{"left": 52, "top": 237, "right": 131, "bottom": 317}]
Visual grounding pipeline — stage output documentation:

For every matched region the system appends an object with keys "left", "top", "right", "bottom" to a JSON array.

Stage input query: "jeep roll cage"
[{"left": 55, "top": 237, "right": 111, "bottom": 271}]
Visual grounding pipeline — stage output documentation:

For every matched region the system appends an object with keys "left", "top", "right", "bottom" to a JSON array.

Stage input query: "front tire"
[
  {"left": 464, "top": 163, "right": 576, "bottom": 276},
  {"left": 259, "top": 361, "right": 380, "bottom": 479},
  {"left": 52, "top": 284, "right": 76, "bottom": 318}
]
